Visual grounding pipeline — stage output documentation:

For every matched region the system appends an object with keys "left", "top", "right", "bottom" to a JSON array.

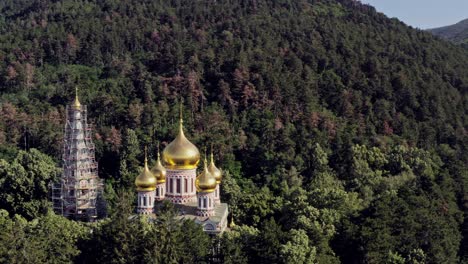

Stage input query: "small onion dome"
[
  {"left": 135, "top": 154, "right": 157, "bottom": 191},
  {"left": 208, "top": 152, "right": 222, "bottom": 184},
  {"left": 162, "top": 118, "right": 200, "bottom": 170},
  {"left": 196, "top": 158, "right": 217, "bottom": 193},
  {"left": 151, "top": 152, "right": 166, "bottom": 184},
  {"left": 72, "top": 87, "right": 81, "bottom": 110}
]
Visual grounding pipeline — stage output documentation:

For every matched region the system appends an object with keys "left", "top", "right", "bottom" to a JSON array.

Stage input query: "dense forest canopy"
[
  {"left": 0, "top": 0, "right": 467, "bottom": 263},
  {"left": 429, "top": 18, "right": 468, "bottom": 45}
]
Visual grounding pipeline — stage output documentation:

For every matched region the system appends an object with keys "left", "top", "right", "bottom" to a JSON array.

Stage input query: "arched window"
[
  {"left": 203, "top": 197, "right": 207, "bottom": 208},
  {"left": 198, "top": 197, "right": 201, "bottom": 208},
  {"left": 184, "top": 178, "right": 188, "bottom": 192}
]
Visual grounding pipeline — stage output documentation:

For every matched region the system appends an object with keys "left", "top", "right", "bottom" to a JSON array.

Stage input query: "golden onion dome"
[
  {"left": 162, "top": 118, "right": 200, "bottom": 170},
  {"left": 151, "top": 151, "right": 166, "bottom": 184},
  {"left": 208, "top": 152, "right": 222, "bottom": 184},
  {"left": 135, "top": 150, "right": 157, "bottom": 191},
  {"left": 195, "top": 158, "right": 217, "bottom": 193},
  {"left": 72, "top": 87, "right": 81, "bottom": 110}
]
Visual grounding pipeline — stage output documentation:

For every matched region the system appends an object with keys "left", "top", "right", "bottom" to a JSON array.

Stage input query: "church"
[
  {"left": 134, "top": 109, "right": 229, "bottom": 235},
  {"left": 53, "top": 93, "right": 229, "bottom": 234}
]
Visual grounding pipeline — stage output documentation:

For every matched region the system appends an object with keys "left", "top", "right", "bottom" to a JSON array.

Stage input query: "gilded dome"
[
  {"left": 151, "top": 152, "right": 166, "bottom": 183},
  {"left": 135, "top": 153, "right": 157, "bottom": 191},
  {"left": 196, "top": 158, "right": 217, "bottom": 193},
  {"left": 208, "top": 152, "right": 222, "bottom": 184},
  {"left": 162, "top": 119, "right": 200, "bottom": 170}
]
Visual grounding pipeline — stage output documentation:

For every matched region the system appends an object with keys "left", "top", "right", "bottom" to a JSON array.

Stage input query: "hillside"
[
  {"left": 429, "top": 18, "right": 468, "bottom": 44},
  {"left": 0, "top": 0, "right": 467, "bottom": 263}
]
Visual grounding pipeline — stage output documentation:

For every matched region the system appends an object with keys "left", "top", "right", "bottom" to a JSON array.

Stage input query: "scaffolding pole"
[{"left": 51, "top": 104, "right": 103, "bottom": 221}]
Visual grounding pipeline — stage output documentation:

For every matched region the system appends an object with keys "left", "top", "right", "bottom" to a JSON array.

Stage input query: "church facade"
[{"left": 135, "top": 113, "right": 228, "bottom": 235}]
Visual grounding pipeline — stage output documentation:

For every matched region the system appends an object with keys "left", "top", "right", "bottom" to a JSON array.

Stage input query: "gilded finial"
[
  {"left": 73, "top": 86, "right": 81, "bottom": 109},
  {"left": 157, "top": 142, "right": 160, "bottom": 159},
  {"left": 210, "top": 144, "right": 214, "bottom": 164},
  {"left": 144, "top": 146, "right": 148, "bottom": 166},
  {"left": 178, "top": 99, "right": 184, "bottom": 134},
  {"left": 179, "top": 99, "right": 183, "bottom": 121},
  {"left": 229, "top": 214, "right": 236, "bottom": 228}
]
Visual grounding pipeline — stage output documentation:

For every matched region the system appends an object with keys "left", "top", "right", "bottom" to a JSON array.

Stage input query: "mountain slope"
[
  {"left": 0, "top": 0, "right": 466, "bottom": 155},
  {"left": 429, "top": 18, "right": 468, "bottom": 44},
  {"left": 0, "top": 0, "right": 467, "bottom": 262}
]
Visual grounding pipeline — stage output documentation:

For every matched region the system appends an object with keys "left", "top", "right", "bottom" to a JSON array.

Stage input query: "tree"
[
  {"left": 0, "top": 149, "right": 59, "bottom": 219},
  {"left": 219, "top": 225, "right": 258, "bottom": 264},
  {"left": 0, "top": 209, "right": 87, "bottom": 263},
  {"left": 280, "top": 229, "right": 317, "bottom": 264},
  {"left": 82, "top": 193, "right": 211, "bottom": 264},
  {"left": 119, "top": 129, "right": 141, "bottom": 188}
]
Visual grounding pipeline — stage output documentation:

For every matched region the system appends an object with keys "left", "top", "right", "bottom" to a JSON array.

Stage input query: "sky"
[{"left": 360, "top": 0, "right": 468, "bottom": 29}]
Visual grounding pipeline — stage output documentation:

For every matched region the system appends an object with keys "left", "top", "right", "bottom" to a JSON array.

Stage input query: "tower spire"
[
  {"left": 179, "top": 99, "right": 183, "bottom": 121},
  {"left": 179, "top": 98, "right": 184, "bottom": 134},
  {"left": 204, "top": 147, "right": 208, "bottom": 166},
  {"left": 144, "top": 146, "right": 148, "bottom": 167},
  {"left": 157, "top": 142, "right": 160, "bottom": 159},
  {"left": 210, "top": 144, "right": 214, "bottom": 164},
  {"left": 73, "top": 87, "right": 81, "bottom": 109}
]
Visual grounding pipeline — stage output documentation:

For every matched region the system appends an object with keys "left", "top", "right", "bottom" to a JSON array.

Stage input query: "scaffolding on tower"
[{"left": 51, "top": 104, "right": 103, "bottom": 221}]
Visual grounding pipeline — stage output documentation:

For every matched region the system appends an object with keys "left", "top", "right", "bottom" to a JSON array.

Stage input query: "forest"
[
  {"left": 0, "top": 0, "right": 467, "bottom": 263},
  {"left": 429, "top": 18, "right": 468, "bottom": 45}
]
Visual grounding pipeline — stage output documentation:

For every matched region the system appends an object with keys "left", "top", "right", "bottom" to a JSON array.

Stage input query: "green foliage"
[
  {"left": 220, "top": 225, "right": 258, "bottom": 263},
  {"left": 0, "top": 209, "right": 87, "bottom": 263},
  {"left": 220, "top": 171, "right": 242, "bottom": 215},
  {"left": 280, "top": 229, "right": 317, "bottom": 264},
  {"left": 0, "top": 149, "right": 59, "bottom": 219},
  {"left": 0, "top": 0, "right": 466, "bottom": 263},
  {"left": 118, "top": 128, "right": 141, "bottom": 189},
  {"left": 429, "top": 18, "right": 468, "bottom": 44},
  {"left": 79, "top": 192, "right": 211, "bottom": 264}
]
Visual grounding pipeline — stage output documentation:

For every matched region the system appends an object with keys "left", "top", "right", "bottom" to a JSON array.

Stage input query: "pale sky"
[{"left": 360, "top": 0, "right": 468, "bottom": 29}]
